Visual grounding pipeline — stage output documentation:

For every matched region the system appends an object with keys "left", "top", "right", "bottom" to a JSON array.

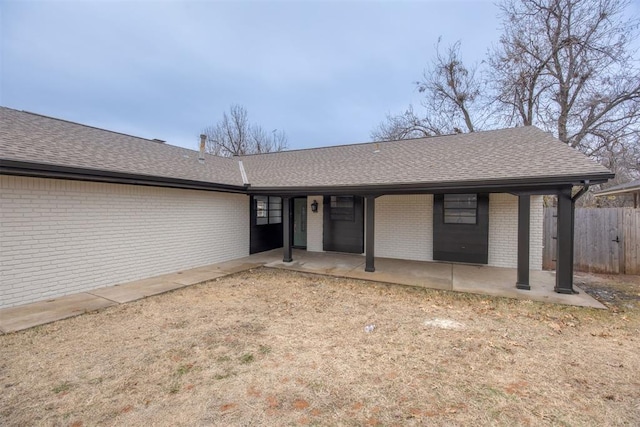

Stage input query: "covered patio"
[{"left": 265, "top": 249, "right": 604, "bottom": 308}]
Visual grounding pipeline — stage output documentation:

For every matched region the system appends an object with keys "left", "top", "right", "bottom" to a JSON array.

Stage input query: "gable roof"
[
  {"left": 0, "top": 107, "right": 245, "bottom": 191},
  {"left": 1, "top": 106, "right": 613, "bottom": 193}
]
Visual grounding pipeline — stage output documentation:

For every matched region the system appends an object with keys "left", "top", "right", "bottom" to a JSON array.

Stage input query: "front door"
[
  {"left": 323, "top": 195, "right": 364, "bottom": 253},
  {"left": 433, "top": 193, "right": 489, "bottom": 264},
  {"left": 293, "top": 198, "right": 307, "bottom": 248}
]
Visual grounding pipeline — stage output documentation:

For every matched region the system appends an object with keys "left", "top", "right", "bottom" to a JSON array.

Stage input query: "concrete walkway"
[
  {"left": 0, "top": 249, "right": 604, "bottom": 333},
  {"left": 0, "top": 254, "right": 272, "bottom": 334}
]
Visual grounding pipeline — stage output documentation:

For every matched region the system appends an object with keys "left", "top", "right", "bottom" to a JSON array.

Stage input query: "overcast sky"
[{"left": 3, "top": 1, "right": 510, "bottom": 151}]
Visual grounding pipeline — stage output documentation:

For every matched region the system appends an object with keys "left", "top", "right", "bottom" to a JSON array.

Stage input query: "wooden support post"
[
  {"left": 555, "top": 187, "right": 576, "bottom": 294},
  {"left": 516, "top": 195, "right": 530, "bottom": 290},
  {"left": 282, "top": 196, "right": 292, "bottom": 262},
  {"left": 365, "top": 195, "right": 375, "bottom": 272}
]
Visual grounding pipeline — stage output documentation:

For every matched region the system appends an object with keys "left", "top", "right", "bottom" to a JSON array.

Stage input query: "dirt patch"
[
  {"left": 576, "top": 272, "right": 640, "bottom": 311},
  {"left": 1, "top": 268, "right": 639, "bottom": 426},
  {"left": 423, "top": 318, "right": 465, "bottom": 330}
]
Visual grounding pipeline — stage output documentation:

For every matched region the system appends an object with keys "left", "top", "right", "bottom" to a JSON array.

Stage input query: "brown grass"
[{"left": 1, "top": 268, "right": 639, "bottom": 426}]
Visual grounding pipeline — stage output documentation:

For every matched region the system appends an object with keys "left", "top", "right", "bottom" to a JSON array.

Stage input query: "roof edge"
[
  {"left": 247, "top": 173, "right": 614, "bottom": 196},
  {"left": 0, "top": 159, "right": 247, "bottom": 194},
  {"left": 594, "top": 186, "right": 640, "bottom": 197},
  {"left": 0, "top": 159, "right": 614, "bottom": 196}
]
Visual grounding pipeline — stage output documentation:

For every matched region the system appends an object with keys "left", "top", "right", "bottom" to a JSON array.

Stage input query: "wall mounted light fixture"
[{"left": 311, "top": 200, "right": 319, "bottom": 213}]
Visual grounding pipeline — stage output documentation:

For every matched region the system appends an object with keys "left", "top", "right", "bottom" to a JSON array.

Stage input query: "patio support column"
[
  {"left": 516, "top": 195, "right": 530, "bottom": 290},
  {"left": 365, "top": 195, "right": 375, "bottom": 272},
  {"left": 282, "top": 196, "right": 292, "bottom": 262},
  {"left": 555, "top": 187, "right": 576, "bottom": 294}
]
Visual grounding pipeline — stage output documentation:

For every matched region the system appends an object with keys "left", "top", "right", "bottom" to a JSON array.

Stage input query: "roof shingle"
[
  {"left": 1, "top": 107, "right": 612, "bottom": 191},
  {"left": 239, "top": 126, "right": 612, "bottom": 188},
  {"left": 0, "top": 107, "right": 244, "bottom": 187}
]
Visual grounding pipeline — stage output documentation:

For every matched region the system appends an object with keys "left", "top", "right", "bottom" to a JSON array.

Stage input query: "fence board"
[
  {"left": 624, "top": 209, "right": 640, "bottom": 275},
  {"left": 543, "top": 207, "right": 639, "bottom": 275}
]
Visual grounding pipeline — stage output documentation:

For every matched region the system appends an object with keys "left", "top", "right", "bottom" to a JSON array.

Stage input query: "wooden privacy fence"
[{"left": 543, "top": 207, "right": 639, "bottom": 274}]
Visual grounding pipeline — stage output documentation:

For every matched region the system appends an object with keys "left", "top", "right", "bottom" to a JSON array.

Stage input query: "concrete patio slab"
[
  {"left": 348, "top": 258, "right": 453, "bottom": 291},
  {"left": 265, "top": 251, "right": 366, "bottom": 276},
  {"left": 265, "top": 249, "right": 606, "bottom": 309},
  {"left": 452, "top": 264, "right": 606, "bottom": 308},
  {"left": 0, "top": 292, "right": 116, "bottom": 333}
]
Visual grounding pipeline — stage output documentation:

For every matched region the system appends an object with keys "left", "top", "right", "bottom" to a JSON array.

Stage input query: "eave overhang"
[
  {"left": 1, "top": 159, "right": 613, "bottom": 197},
  {"left": 246, "top": 173, "right": 614, "bottom": 197},
  {"left": 0, "top": 159, "right": 247, "bottom": 194}
]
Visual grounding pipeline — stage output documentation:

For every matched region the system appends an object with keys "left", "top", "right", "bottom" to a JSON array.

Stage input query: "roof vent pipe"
[{"left": 199, "top": 134, "right": 206, "bottom": 162}]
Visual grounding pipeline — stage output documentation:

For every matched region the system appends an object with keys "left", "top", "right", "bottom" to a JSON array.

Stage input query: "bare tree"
[
  {"left": 372, "top": 41, "right": 483, "bottom": 141},
  {"left": 416, "top": 40, "right": 481, "bottom": 134},
  {"left": 489, "top": 0, "right": 640, "bottom": 155},
  {"left": 373, "top": 0, "right": 640, "bottom": 173},
  {"left": 370, "top": 106, "right": 435, "bottom": 141},
  {"left": 202, "top": 104, "right": 288, "bottom": 157}
]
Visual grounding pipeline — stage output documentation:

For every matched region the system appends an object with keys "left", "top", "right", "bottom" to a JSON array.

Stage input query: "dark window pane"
[
  {"left": 444, "top": 194, "right": 477, "bottom": 209},
  {"left": 444, "top": 194, "right": 477, "bottom": 224},
  {"left": 330, "top": 196, "right": 355, "bottom": 221},
  {"left": 269, "top": 211, "right": 282, "bottom": 224},
  {"left": 269, "top": 197, "right": 282, "bottom": 209}
]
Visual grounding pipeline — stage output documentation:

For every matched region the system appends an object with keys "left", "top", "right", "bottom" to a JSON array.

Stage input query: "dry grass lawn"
[{"left": 1, "top": 268, "right": 639, "bottom": 426}]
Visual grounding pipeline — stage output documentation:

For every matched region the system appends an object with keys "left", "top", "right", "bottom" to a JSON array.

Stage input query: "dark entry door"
[
  {"left": 323, "top": 195, "right": 364, "bottom": 253},
  {"left": 433, "top": 193, "right": 489, "bottom": 264},
  {"left": 293, "top": 198, "right": 307, "bottom": 248}
]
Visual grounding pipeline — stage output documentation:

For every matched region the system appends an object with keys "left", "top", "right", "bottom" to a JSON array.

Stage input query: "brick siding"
[
  {"left": 0, "top": 176, "right": 249, "bottom": 309},
  {"left": 306, "top": 193, "right": 543, "bottom": 270},
  {"left": 488, "top": 193, "right": 543, "bottom": 269}
]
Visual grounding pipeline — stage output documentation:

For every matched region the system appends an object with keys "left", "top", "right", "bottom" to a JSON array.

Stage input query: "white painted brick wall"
[
  {"left": 304, "top": 193, "right": 543, "bottom": 269},
  {"left": 306, "top": 195, "right": 324, "bottom": 252},
  {"left": 374, "top": 195, "right": 434, "bottom": 261},
  {"left": 529, "top": 195, "right": 544, "bottom": 270},
  {"left": 488, "top": 193, "right": 543, "bottom": 270},
  {"left": 0, "top": 176, "right": 249, "bottom": 309}
]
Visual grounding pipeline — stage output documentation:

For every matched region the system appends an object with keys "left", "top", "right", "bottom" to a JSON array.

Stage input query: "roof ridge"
[{"left": 238, "top": 126, "right": 538, "bottom": 158}]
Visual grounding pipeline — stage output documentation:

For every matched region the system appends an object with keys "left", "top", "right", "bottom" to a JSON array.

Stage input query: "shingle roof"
[
  {"left": 0, "top": 107, "right": 244, "bottom": 187},
  {"left": 1, "top": 106, "right": 612, "bottom": 191},
  {"left": 239, "top": 126, "right": 612, "bottom": 188}
]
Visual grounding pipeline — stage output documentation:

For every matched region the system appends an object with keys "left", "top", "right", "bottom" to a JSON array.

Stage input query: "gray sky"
[{"left": 2, "top": 1, "right": 503, "bottom": 151}]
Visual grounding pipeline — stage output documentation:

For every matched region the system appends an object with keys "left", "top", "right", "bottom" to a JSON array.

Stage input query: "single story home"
[
  {"left": 594, "top": 179, "right": 640, "bottom": 208},
  {"left": 0, "top": 107, "right": 613, "bottom": 309}
]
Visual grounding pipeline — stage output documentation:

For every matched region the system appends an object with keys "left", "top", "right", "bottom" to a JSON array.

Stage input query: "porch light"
[{"left": 311, "top": 200, "right": 319, "bottom": 213}]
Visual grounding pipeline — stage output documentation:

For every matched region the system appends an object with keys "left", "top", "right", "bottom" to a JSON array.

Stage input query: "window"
[
  {"left": 444, "top": 194, "right": 477, "bottom": 224},
  {"left": 255, "top": 196, "right": 282, "bottom": 225},
  {"left": 330, "top": 196, "right": 355, "bottom": 221}
]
